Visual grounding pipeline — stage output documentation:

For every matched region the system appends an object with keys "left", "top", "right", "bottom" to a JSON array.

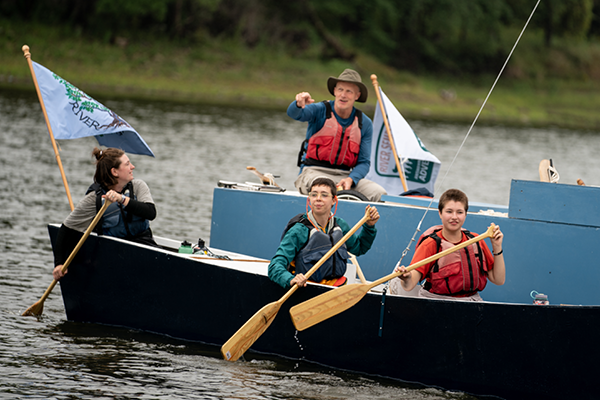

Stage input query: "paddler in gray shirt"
[{"left": 53, "top": 147, "right": 157, "bottom": 281}]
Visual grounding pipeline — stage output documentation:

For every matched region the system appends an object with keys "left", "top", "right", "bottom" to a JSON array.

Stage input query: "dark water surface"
[{"left": 2, "top": 87, "right": 599, "bottom": 399}]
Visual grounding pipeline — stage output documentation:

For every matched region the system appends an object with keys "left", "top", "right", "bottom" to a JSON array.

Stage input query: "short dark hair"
[
  {"left": 438, "top": 189, "right": 468, "bottom": 212},
  {"left": 309, "top": 177, "right": 337, "bottom": 197},
  {"left": 92, "top": 147, "right": 125, "bottom": 188}
]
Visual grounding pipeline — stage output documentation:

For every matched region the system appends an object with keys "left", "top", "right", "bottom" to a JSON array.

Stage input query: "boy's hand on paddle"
[
  {"left": 491, "top": 224, "right": 504, "bottom": 254},
  {"left": 394, "top": 264, "right": 411, "bottom": 280},
  {"left": 53, "top": 265, "right": 67, "bottom": 281},
  {"left": 366, "top": 206, "right": 380, "bottom": 226},
  {"left": 291, "top": 273, "right": 307, "bottom": 288}
]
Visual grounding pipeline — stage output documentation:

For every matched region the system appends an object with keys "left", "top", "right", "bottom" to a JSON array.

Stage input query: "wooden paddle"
[
  {"left": 221, "top": 207, "right": 372, "bottom": 362},
  {"left": 290, "top": 224, "right": 496, "bottom": 331},
  {"left": 349, "top": 253, "right": 367, "bottom": 284},
  {"left": 538, "top": 159, "right": 551, "bottom": 182},
  {"left": 539, "top": 159, "right": 559, "bottom": 183},
  {"left": 190, "top": 256, "right": 270, "bottom": 263},
  {"left": 246, "top": 166, "right": 280, "bottom": 187},
  {"left": 22, "top": 199, "right": 112, "bottom": 317}
]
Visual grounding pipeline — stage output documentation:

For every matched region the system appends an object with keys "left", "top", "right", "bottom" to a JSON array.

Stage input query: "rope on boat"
[
  {"left": 378, "top": 286, "right": 387, "bottom": 337},
  {"left": 392, "top": 0, "right": 542, "bottom": 274}
]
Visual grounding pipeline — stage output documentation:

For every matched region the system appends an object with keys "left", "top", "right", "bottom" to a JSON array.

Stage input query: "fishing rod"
[{"left": 393, "top": 0, "right": 542, "bottom": 268}]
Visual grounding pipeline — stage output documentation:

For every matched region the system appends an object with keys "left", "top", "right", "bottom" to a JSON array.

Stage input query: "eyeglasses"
[{"left": 308, "top": 192, "right": 332, "bottom": 199}]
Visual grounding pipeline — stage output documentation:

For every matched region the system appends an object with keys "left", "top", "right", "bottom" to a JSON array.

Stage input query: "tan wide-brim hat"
[{"left": 327, "top": 69, "right": 368, "bottom": 103}]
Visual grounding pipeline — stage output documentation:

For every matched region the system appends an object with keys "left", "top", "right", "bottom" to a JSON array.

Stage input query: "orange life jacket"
[
  {"left": 417, "top": 225, "right": 489, "bottom": 296},
  {"left": 304, "top": 101, "right": 362, "bottom": 169}
]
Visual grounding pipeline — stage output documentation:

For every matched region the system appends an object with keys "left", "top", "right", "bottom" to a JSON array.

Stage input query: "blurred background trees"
[{"left": 2, "top": 0, "right": 598, "bottom": 76}]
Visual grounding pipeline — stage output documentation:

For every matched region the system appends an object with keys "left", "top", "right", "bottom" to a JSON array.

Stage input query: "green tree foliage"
[
  {"left": 375, "top": 0, "right": 512, "bottom": 73},
  {"left": 537, "top": 0, "right": 593, "bottom": 46},
  {"left": 1, "top": 0, "right": 222, "bottom": 40},
  {"left": 588, "top": 0, "right": 600, "bottom": 36},
  {"left": 1, "top": 0, "right": 597, "bottom": 75},
  {"left": 506, "top": 0, "right": 593, "bottom": 46}
]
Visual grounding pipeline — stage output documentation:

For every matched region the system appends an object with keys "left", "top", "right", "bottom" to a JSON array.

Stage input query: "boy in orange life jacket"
[{"left": 395, "top": 189, "right": 505, "bottom": 301}]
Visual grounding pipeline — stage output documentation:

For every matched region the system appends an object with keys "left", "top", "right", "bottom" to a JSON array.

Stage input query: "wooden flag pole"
[
  {"left": 370, "top": 74, "right": 408, "bottom": 192},
  {"left": 22, "top": 44, "right": 74, "bottom": 211}
]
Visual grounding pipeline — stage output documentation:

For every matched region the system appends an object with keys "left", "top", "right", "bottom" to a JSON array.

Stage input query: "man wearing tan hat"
[{"left": 288, "top": 69, "right": 387, "bottom": 202}]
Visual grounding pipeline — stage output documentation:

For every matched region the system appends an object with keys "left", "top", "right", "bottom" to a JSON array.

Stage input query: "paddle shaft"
[
  {"left": 29, "top": 199, "right": 112, "bottom": 309},
  {"left": 23, "top": 45, "right": 74, "bottom": 211},
  {"left": 349, "top": 254, "right": 367, "bottom": 284},
  {"left": 368, "top": 223, "right": 495, "bottom": 289}
]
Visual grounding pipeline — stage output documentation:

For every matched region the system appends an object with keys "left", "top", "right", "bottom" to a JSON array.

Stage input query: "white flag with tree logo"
[
  {"left": 32, "top": 61, "right": 154, "bottom": 157},
  {"left": 365, "top": 88, "right": 440, "bottom": 196}
]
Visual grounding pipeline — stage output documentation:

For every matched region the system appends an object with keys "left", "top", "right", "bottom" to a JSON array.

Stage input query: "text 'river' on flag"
[{"left": 32, "top": 61, "right": 154, "bottom": 157}]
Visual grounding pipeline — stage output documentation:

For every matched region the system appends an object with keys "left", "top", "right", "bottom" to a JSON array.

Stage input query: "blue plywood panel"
[
  {"left": 210, "top": 188, "right": 439, "bottom": 280},
  {"left": 382, "top": 194, "right": 509, "bottom": 213},
  {"left": 211, "top": 185, "right": 600, "bottom": 306},
  {"left": 509, "top": 180, "right": 600, "bottom": 227}
]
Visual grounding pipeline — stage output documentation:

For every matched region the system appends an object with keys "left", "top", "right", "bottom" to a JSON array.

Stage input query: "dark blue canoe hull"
[{"left": 50, "top": 225, "right": 599, "bottom": 400}]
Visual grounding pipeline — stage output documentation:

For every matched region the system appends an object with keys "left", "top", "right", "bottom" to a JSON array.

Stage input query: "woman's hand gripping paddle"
[
  {"left": 22, "top": 199, "right": 112, "bottom": 317},
  {"left": 221, "top": 207, "right": 372, "bottom": 362},
  {"left": 289, "top": 224, "right": 496, "bottom": 331}
]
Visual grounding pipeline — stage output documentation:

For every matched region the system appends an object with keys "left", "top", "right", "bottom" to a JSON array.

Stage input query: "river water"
[{"left": 2, "top": 86, "right": 599, "bottom": 399}]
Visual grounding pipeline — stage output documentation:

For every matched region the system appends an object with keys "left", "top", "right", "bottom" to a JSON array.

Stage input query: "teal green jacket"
[{"left": 268, "top": 216, "right": 377, "bottom": 288}]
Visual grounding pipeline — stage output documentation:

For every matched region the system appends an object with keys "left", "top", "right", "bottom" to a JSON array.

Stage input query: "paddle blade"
[
  {"left": 290, "top": 283, "right": 370, "bottom": 331},
  {"left": 221, "top": 300, "right": 282, "bottom": 362},
  {"left": 21, "top": 300, "right": 44, "bottom": 317}
]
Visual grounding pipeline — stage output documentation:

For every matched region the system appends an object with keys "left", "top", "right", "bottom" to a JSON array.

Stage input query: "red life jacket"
[
  {"left": 304, "top": 101, "right": 362, "bottom": 169},
  {"left": 416, "top": 225, "right": 489, "bottom": 296}
]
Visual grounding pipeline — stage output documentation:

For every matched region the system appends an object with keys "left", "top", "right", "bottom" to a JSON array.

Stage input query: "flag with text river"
[
  {"left": 365, "top": 88, "right": 440, "bottom": 195},
  {"left": 32, "top": 61, "right": 154, "bottom": 157}
]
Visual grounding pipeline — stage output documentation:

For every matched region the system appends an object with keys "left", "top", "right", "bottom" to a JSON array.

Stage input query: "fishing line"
[{"left": 394, "top": 0, "right": 541, "bottom": 268}]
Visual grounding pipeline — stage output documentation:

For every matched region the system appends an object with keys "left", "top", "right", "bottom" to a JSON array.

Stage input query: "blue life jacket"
[
  {"left": 86, "top": 182, "right": 150, "bottom": 238},
  {"left": 289, "top": 214, "right": 348, "bottom": 282}
]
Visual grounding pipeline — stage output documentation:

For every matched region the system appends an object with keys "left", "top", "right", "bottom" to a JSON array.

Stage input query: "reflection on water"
[
  {"left": 2, "top": 86, "right": 597, "bottom": 399},
  {"left": 4, "top": 316, "right": 475, "bottom": 399}
]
